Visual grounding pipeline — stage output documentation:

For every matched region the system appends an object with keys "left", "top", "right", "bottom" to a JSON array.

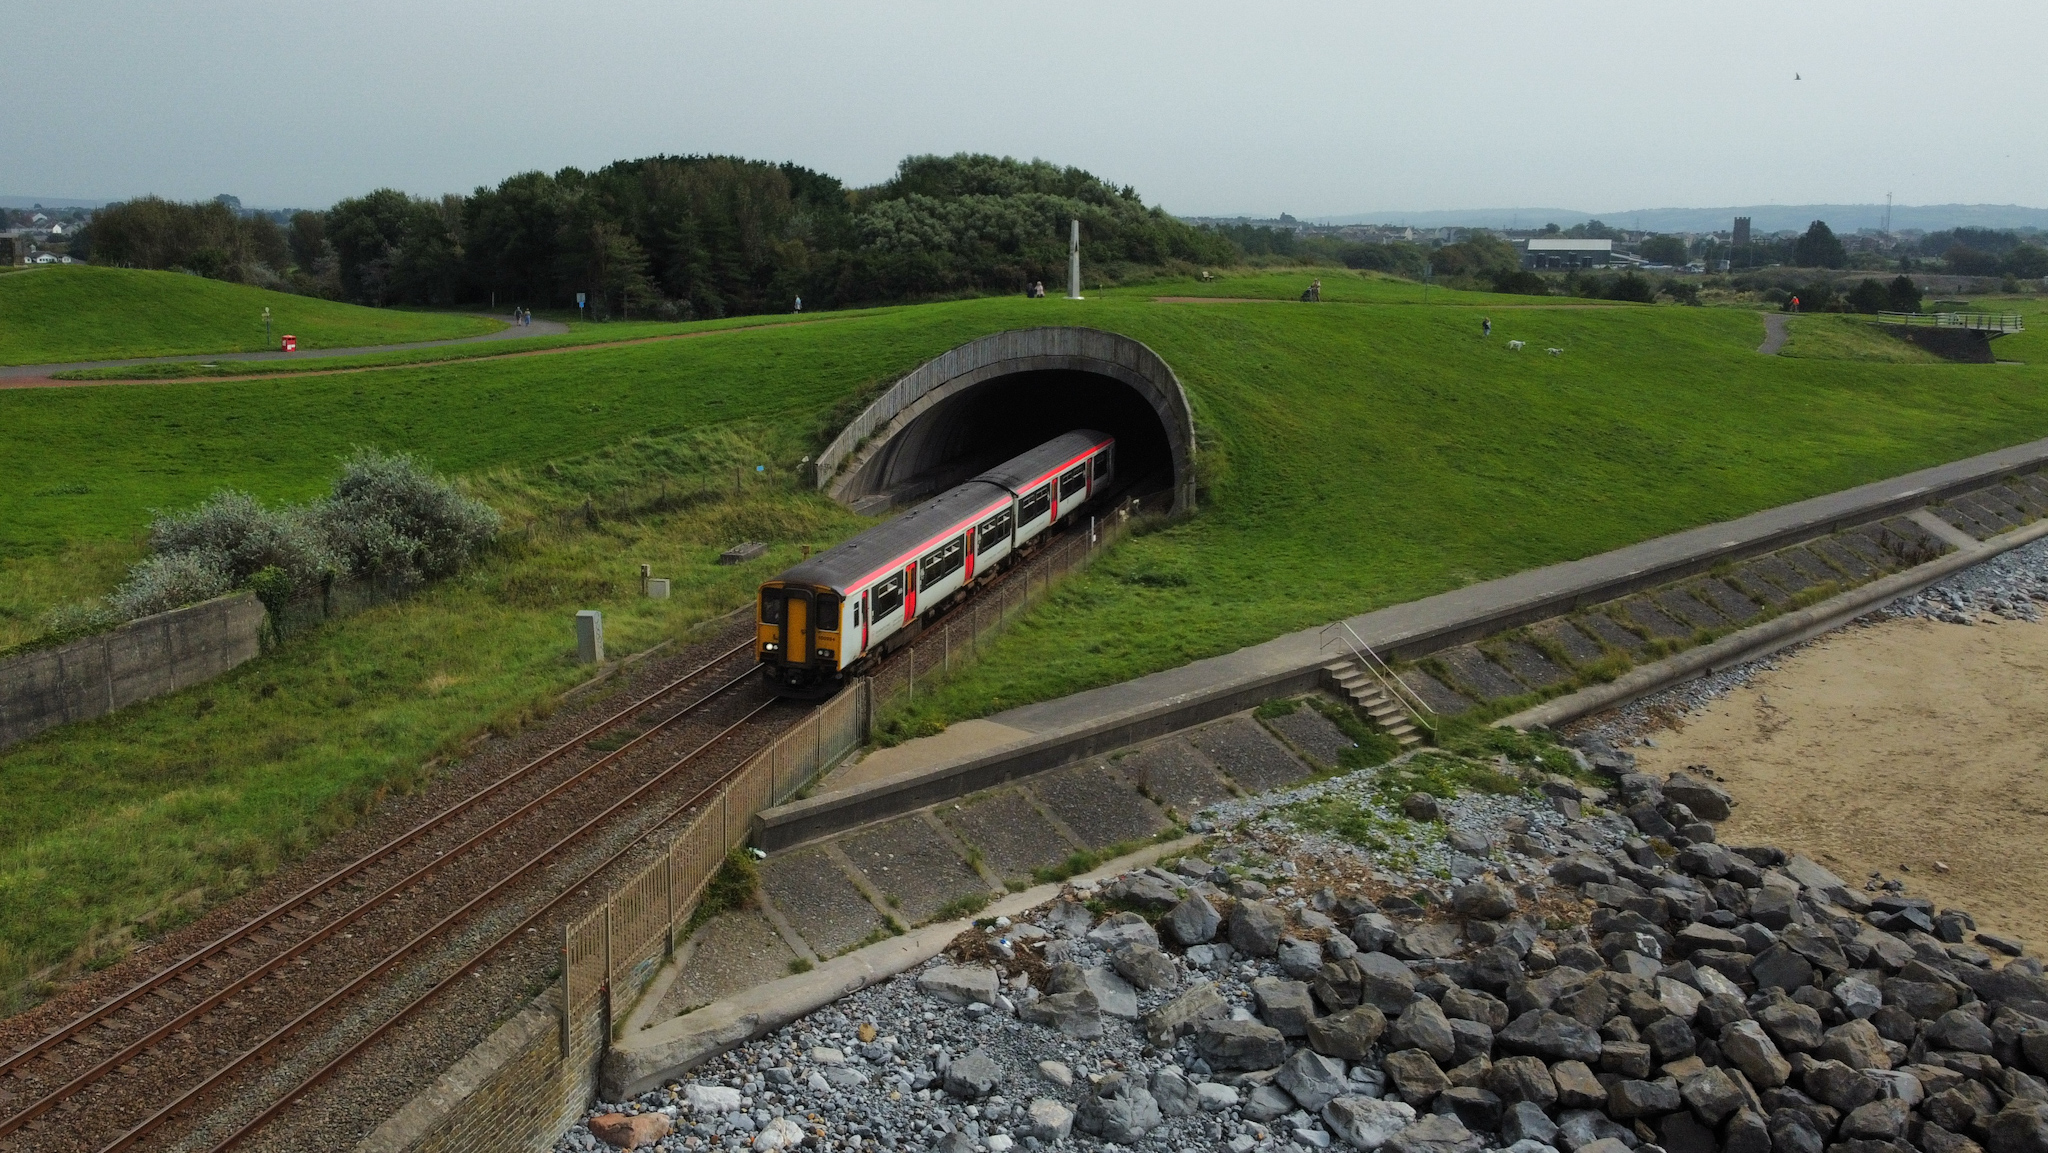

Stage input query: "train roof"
[
  {"left": 773, "top": 479, "right": 1013, "bottom": 592},
  {"left": 973, "top": 430, "right": 1111, "bottom": 494}
]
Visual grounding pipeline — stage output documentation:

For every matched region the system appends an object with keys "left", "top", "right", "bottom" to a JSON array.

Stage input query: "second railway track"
[{"left": 0, "top": 633, "right": 801, "bottom": 1153}]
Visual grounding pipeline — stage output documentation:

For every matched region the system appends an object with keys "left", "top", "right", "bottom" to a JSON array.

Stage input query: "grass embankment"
[
  {"left": 0, "top": 265, "right": 500, "bottom": 365},
  {"left": 8, "top": 285, "right": 2048, "bottom": 1000},
  {"left": 1095, "top": 266, "right": 1533, "bottom": 306},
  {"left": 1777, "top": 315, "right": 1945, "bottom": 363}
]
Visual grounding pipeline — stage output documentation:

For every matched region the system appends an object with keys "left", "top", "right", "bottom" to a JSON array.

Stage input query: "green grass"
[
  {"left": 1097, "top": 265, "right": 1569, "bottom": 307},
  {"left": 10, "top": 285, "right": 2048, "bottom": 1001},
  {"left": 0, "top": 265, "right": 501, "bottom": 365},
  {"left": 1778, "top": 315, "right": 1945, "bottom": 363}
]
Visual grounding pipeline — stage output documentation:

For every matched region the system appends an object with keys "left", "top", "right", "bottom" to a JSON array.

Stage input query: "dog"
[
  {"left": 1506, "top": 340, "right": 1525, "bottom": 351},
  {"left": 1546, "top": 347, "right": 1562, "bottom": 356}
]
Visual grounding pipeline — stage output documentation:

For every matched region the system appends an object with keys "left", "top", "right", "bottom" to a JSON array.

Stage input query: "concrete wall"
[{"left": 0, "top": 593, "right": 266, "bottom": 750}]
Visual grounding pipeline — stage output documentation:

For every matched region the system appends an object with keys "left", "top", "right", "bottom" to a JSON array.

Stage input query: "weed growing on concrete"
[{"left": 682, "top": 848, "right": 759, "bottom": 938}]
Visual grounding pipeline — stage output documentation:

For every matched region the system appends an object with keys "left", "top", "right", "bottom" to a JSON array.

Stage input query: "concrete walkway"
[
  {"left": 0, "top": 315, "right": 567, "bottom": 384},
  {"left": 1758, "top": 312, "right": 1789, "bottom": 355}
]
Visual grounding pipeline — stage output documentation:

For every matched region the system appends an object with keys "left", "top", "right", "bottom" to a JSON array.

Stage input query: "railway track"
[{"left": 0, "top": 635, "right": 798, "bottom": 1153}]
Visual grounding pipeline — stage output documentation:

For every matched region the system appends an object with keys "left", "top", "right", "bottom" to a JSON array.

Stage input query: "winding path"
[
  {"left": 0, "top": 315, "right": 569, "bottom": 386},
  {"left": 1758, "top": 312, "right": 1789, "bottom": 355}
]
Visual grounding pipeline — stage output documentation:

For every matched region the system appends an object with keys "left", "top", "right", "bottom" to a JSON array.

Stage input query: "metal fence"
[
  {"left": 1877, "top": 310, "right": 2025, "bottom": 333},
  {"left": 558, "top": 495, "right": 1151, "bottom": 1051},
  {"left": 560, "top": 681, "right": 868, "bottom": 1047}
]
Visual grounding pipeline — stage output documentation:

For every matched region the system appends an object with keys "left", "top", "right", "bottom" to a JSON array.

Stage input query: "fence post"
[
  {"left": 602, "top": 904, "right": 614, "bottom": 1043},
  {"left": 665, "top": 844, "right": 676, "bottom": 958},
  {"left": 813, "top": 712, "right": 822, "bottom": 787},
  {"left": 560, "top": 924, "right": 572, "bottom": 1058}
]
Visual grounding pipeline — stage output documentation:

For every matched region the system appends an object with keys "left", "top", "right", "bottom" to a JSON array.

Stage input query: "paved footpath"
[{"left": 0, "top": 315, "right": 569, "bottom": 385}]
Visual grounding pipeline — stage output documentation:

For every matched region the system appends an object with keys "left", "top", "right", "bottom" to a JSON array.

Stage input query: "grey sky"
[{"left": 10, "top": 1, "right": 2047, "bottom": 217}]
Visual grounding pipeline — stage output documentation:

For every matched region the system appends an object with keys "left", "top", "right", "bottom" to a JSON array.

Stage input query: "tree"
[
  {"left": 1793, "top": 221, "right": 1846, "bottom": 269},
  {"left": 1492, "top": 269, "right": 1549, "bottom": 296},
  {"left": 1608, "top": 272, "right": 1656, "bottom": 303},
  {"left": 1639, "top": 235, "right": 1688, "bottom": 265},
  {"left": 288, "top": 211, "right": 328, "bottom": 272},
  {"left": 2003, "top": 244, "right": 2048, "bottom": 279},
  {"left": 1887, "top": 275, "right": 1923, "bottom": 312},
  {"left": 1944, "top": 246, "right": 2000, "bottom": 276},
  {"left": 1845, "top": 278, "right": 1890, "bottom": 314}
]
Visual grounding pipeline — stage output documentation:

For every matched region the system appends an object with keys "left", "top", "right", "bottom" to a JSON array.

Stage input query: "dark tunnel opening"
[{"left": 841, "top": 369, "right": 1178, "bottom": 513}]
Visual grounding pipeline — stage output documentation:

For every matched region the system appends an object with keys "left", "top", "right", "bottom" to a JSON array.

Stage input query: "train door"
[
  {"left": 762, "top": 587, "right": 812, "bottom": 666},
  {"left": 903, "top": 563, "right": 918, "bottom": 620},
  {"left": 860, "top": 590, "right": 871, "bottom": 654}
]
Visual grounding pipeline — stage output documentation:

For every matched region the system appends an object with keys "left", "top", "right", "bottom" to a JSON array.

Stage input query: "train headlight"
[{"left": 763, "top": 642, "right": 779, "bottom": 652}]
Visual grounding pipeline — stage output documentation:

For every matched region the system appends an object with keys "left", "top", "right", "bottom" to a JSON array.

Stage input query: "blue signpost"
[{"left": 576, "top": 291, "right": 586, "bottom": 322}]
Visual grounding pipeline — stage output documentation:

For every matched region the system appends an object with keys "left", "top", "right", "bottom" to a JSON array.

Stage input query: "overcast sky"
[{"left": 9, "top": 1, "right": 2047, "bottom": 217}]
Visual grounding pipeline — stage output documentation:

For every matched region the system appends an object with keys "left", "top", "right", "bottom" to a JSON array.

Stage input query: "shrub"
[
  {"left": 313, "top": 449, "right": 501, "bottom": 584},
  {"left": 110, "top": 548, "right": 235, "bottom": 619},
  {"left": 1607, "top": 272, "right": 1656, "bottom": 303},
  {"left": 148, "top": 490, "right": 333, "bottom": 592},
  {"left": 1491, "top": 270, "right": 1550, "bottom": 296}
]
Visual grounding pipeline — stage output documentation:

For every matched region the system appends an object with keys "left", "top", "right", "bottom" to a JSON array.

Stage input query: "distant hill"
[
  {"left": 0, "top": 196, "right": 105, "bottom": 210},
  {"left": 1308, "top": 203, "right": 2048, "bottom": 234}
]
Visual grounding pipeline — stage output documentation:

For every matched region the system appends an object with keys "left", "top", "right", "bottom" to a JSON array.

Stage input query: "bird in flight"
[{"left": 1795, "top": 73, "right": 1802, "bottom": 79}]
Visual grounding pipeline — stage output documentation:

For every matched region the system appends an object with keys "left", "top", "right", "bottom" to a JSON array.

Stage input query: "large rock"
[
  {"left": 1397, "top": 923, "right": 1464, "bottom": 960},
  {"left": 1196, "top": 1018, "right": 1288, "bottom": 1070},
  {"left": 1308, "top": 1004, "right": 1390, "bottom": 1061},
  {"left": 681, "top": 1084, "right": 741, "bottom": 1112},
  {"left": 1486, "top": 1055, "right": 1558, "bottom": 1107},
  {"left": 1104, "top": 871, "right": 1180, "bottom": 911},
  {"left": 1075, "top": 1073, "right": 1162, "bottom": 1143},
  {"left": 1804, "top": 1058, "right": 1880, "bottom": 1111},
  {"left": 1110, "top": 942, "right": 1178, "bottom": 991},
  {"left": 750, "top": 1117, "right": 804, "bottom": 1152},
  {"left": 1352, "top": 913, "right": 1400, "bottom": 953},
  {"left": 1020, "top": 991, "right": 1103, "bottom": 1038},
  {"left": 1028, "top": 1098, "right": 1074, "bottom": 1141},
  {"left": 1390, "top": 997, "right": 1459, "bottom": 1065},
  {"left": 589, "top": 1112, "right": 673, "bottom": 1150},
  {"left": 1452, "top": 878, "right": 1518, "bottom": 920},
  {"left": 1679, "top": 1067, "right": 1746, "bottom": 1125},
  {"left": 1254, "top": 976, "right": 1318, "bottom": 1037},
  {"left": 1279, "top": 1049, "right": 1353, "bottom": 1112},
  {"left": 1551, "top": 1059, "right": 1605, "bottom": 1108},
  {"left": 1751, "top": 943, "right": 1816, "bottom": 992},
  {"left": 1230, "top": 900, "right": 1288, "bottom": 956},
  {"left": 1756, "top": 997, "right": 1826, "bottom": 1051},
  {"left": 1818, "top": 1019, "right": 1894, "bottom": 1070},
  {"left": 1087, "top": 910, "right": 1160, "bottom": 951},
  {"left": 1047, "top": 963, "right": 1138, "bottom": 1019},
  {"left": 1324, "top": 1095, "right": 1418, "bottom": 1150},
  {"left": 1443, "top": 987, "right": 1510, "bottom": 1030},
  {"left": 1664, "top": 772, "right": 1733, "bottom": 821},
  {"left": 1607, "top": 1078, "right": 1682, "bottom": 1118},
  {"left": 1929, "top": 1009, "right": 1997, "bottom": 1055},
  {"left": 1149, "top": 1067, "right": 1200, "bottom": 1118},
  {"left": 1990, "top": 1102, "right": 2048, "bottom": 1153},
  {"left": 1439, "top": 1085, "right": 1505, "bottom": 1132},
  {"left": 1721, "top": 1019, "right": 1792, "bottom": 1087},
  {"left": 1498, "top": 1010, "right": 1604, "bottom": 1063},
  {"left": 1165, "top": 892, "right": 1221, "bottom": 945},
  {"left": 918, "top": 964, "right": 1000, "bottom": 1006},
  {"left": 1280, "top": 935, "right": 1327, "bottom": 978},
  {"left": 1385, "top": 1113, "right": 1484, "bottom": 1153},
  {"left": 944, "top": 1049, "right": 1003, "bottom": 1097},
  {"left": 1842, "top": 1099, "right": 1912, "bottom": 1140},
  {"left": 1383, "top": 1049, "right": 1451, "bottom": 1106},
  {"left": 1360, "top": 952, "right": 1420, "bottom": 1013},
  {"left": 1503, "top": 1099, "right": 1561, "bottom": 1146},
  {"left": 1143, "top": 981, "right": 1228, "bottom": 1046}
]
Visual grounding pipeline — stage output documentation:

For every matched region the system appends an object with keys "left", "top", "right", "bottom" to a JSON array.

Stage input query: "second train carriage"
[{"left": 757, "top": 430, "right": 1115, "bottom": 690}]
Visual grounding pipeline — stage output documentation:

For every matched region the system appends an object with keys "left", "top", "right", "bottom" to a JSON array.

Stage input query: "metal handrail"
[
  {"left": 1876, "top": 311, "right": 2024, "bottom": 332},
  {"left": 1320, "top": 619, "right": 1437, "bottom": 735}
]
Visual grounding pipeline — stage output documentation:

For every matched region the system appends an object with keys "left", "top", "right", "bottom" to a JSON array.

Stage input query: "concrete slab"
[
  {"left": 1184, "top": 717, "right": 1315, "bottom": 794},
  {"left": 1621, "top": 597, "right": 1692, "bottom": 640},
  {"left": 814, "top": 718, "right": 1031, "bottom": 796},
  {"left": 936, "top": 788, "right": 1080, "bottom": 883},
  {"left": 1809, "top": 537, "right": 1876, "bottom": 582},
  {"left": 1727, "top": 565, "right": 1792, "bottom": 607},
  {"left": 1781, "top": 547, "right": 1841, "bottom": 585},
  {"left": 1692, "top": 578, "right": 1763, "bottom": 624},
  {"left": 757, "top": 847, "right": 887, "bottom": 957},
  {"left": 1112, "top": 735, "right": 1241, "bottom": 811},
  {"left": 650, "top": 910, "right": 798, "bottom": 1019},
  {"left": 1492, "top": 640, "right": 1570, "bottom": 689},
  {"left": 1436, "top": 645, "right": 1528, "bottom": 700},
  {"left": 1534, "top": 620, "right": 1605, "bottom": 666},
  {"left": 1743, "top": 553, "right": 1811, "bottom": 595},
  {"left": 1655, "top": 588, "right": 1728, "bottom": 631},
  {"left": 837, "top": 814, "right": 990, "bottom": 925},
  {"left": 1027, "top": 761, "right": 1172, "bottom": 847},
  {"left": 1575, "top": 611, "right": 1647, "bottom": 652},
  {"left": 1400, "top": 668, "right": 1476, "bottom": 714},
  {"left": 1837, "top": 528, "right": 1896, "bottom": 571},
  {"left": 1263, "top": 707, "right": 1358, "bottom": 770}
]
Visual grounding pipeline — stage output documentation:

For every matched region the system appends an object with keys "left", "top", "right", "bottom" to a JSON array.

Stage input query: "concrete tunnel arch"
[{"left": 814, "top": 327, "right": 1198, "bottom": 516}]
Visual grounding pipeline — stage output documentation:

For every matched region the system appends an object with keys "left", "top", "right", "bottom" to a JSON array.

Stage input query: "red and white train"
[{"left": 756, "top": 430, "right": 1115, "bottom": 690}]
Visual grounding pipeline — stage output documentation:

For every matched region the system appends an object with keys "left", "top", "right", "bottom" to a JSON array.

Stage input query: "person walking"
[{"left": 1482, "top": 317, "right": 1491, "bottom": 337}]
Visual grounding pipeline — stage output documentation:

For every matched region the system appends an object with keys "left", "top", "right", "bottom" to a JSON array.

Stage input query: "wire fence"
[{"left": 560, "top": 683, "right": 867, "bottom": 1050}]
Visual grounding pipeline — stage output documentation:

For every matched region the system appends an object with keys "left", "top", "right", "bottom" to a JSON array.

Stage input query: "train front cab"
[{"left": 757, "top": 582, "right": 844, "bottom": 692}]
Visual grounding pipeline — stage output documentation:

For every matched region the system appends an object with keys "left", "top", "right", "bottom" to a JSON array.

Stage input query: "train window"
[
  {"left": 871, "top": 573, "right": 904, "bottom": 618},
  {"left": 919, "top": 536, "right": 965, "bottom": 590},
  {"left": 815, "top": 595, "right": 841, "bottom": 631},
  {"left": 1092, "top": 447, "right": 1112, "bottom": 481},
  {"left": 977, "top": 508, "right": 1014, "bottom": 553},
  {"left": 760, "top": 591, "right": 784, "bottom": 624},
  {"left": 1018, "top": 485, "right": 1051, "bottom": 523},
  {"left": 1059, "top": 465, "right": 1088, "bottom": 499}
]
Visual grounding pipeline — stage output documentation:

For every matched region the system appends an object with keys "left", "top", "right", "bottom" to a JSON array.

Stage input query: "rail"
[
  {"left": 1320, "top": 618, "right": 1437, "bottom": 736},
  {"left": 1876, "top": 311, "right": 2025, "bottom": 333}
]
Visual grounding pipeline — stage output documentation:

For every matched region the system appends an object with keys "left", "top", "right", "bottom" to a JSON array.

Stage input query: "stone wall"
[
  {"left": 357, "top": 992, "right": 605, "bottom": 1153},
  {"left": 0, "top": 593, "right": 265, "bottom": 750}
]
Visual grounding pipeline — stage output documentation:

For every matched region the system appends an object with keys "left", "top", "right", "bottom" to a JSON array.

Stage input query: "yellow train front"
[{"left": 756, "top": 430, "right": 1115, "bottom": 694}]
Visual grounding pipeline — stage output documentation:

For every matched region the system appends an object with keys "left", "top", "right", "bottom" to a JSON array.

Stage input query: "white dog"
[
  {"left": 1546, "top": 347, "right": 1562, "bottom": 356},
  {"left": 1506, "top": 340, "right": 1525, "bottom": 351}
]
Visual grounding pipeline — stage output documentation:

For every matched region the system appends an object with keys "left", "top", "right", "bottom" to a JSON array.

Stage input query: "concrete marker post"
[{"left": 575, "top": 610, "right": 604, "bottom": 664}]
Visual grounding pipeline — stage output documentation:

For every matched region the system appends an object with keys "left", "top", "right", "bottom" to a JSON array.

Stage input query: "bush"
[
  {"left": 1658, "top": 278, "right": 1701, "bottom": 306},
  {"left": 1608, "top": 272, "right": 1656, "bottom": 303},
  {"left": 148, "top": 490, "right": 333, "bottom": 592},
  {"left": 110, "top": 548, "right": 235, "bottom": 619},
  {"left": 1491, "top": 270, "right": 1550, "bottom": 296},
  {"left": 313, "top": 449, "right": 501, "bottom": 584},
  {"left": 1846, "top": 278, "right": 1890, "bottom": 314}
]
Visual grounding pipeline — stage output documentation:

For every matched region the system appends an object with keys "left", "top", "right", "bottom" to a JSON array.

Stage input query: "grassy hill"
[
  {"left": 7, "top": 272, "right": 2048, "bottom": 1002},
  {"left": 0, "top": 265, "right": 503, "bottom": 365}
]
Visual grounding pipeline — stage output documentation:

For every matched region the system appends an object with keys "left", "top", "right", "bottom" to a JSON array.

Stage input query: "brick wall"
[{"left": 0, "top": 592, "right": 265, "bottom": 750}]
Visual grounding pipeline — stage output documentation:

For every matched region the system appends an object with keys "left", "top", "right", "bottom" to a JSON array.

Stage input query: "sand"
[{"left": 1630, "top": 614, "right": 2048, "bottom": 949}]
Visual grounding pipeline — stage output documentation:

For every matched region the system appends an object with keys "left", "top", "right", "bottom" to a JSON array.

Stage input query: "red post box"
[{"left": 281, "top": 335, "right": 297, "bottom": 351}]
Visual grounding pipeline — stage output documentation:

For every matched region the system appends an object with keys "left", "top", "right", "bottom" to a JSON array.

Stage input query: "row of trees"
[{"left": 76, "top": 155, "right": 1239, "bottom": 318}]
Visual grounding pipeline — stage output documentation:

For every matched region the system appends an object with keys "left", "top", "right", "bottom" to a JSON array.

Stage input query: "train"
[{"left": 757, "top": 430, "right": 1116, "bottom": 691}]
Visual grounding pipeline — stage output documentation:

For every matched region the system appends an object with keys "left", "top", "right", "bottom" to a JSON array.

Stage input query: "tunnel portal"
[{"left": 815, "top": 327, "right": 1197, "bottom": 516}]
